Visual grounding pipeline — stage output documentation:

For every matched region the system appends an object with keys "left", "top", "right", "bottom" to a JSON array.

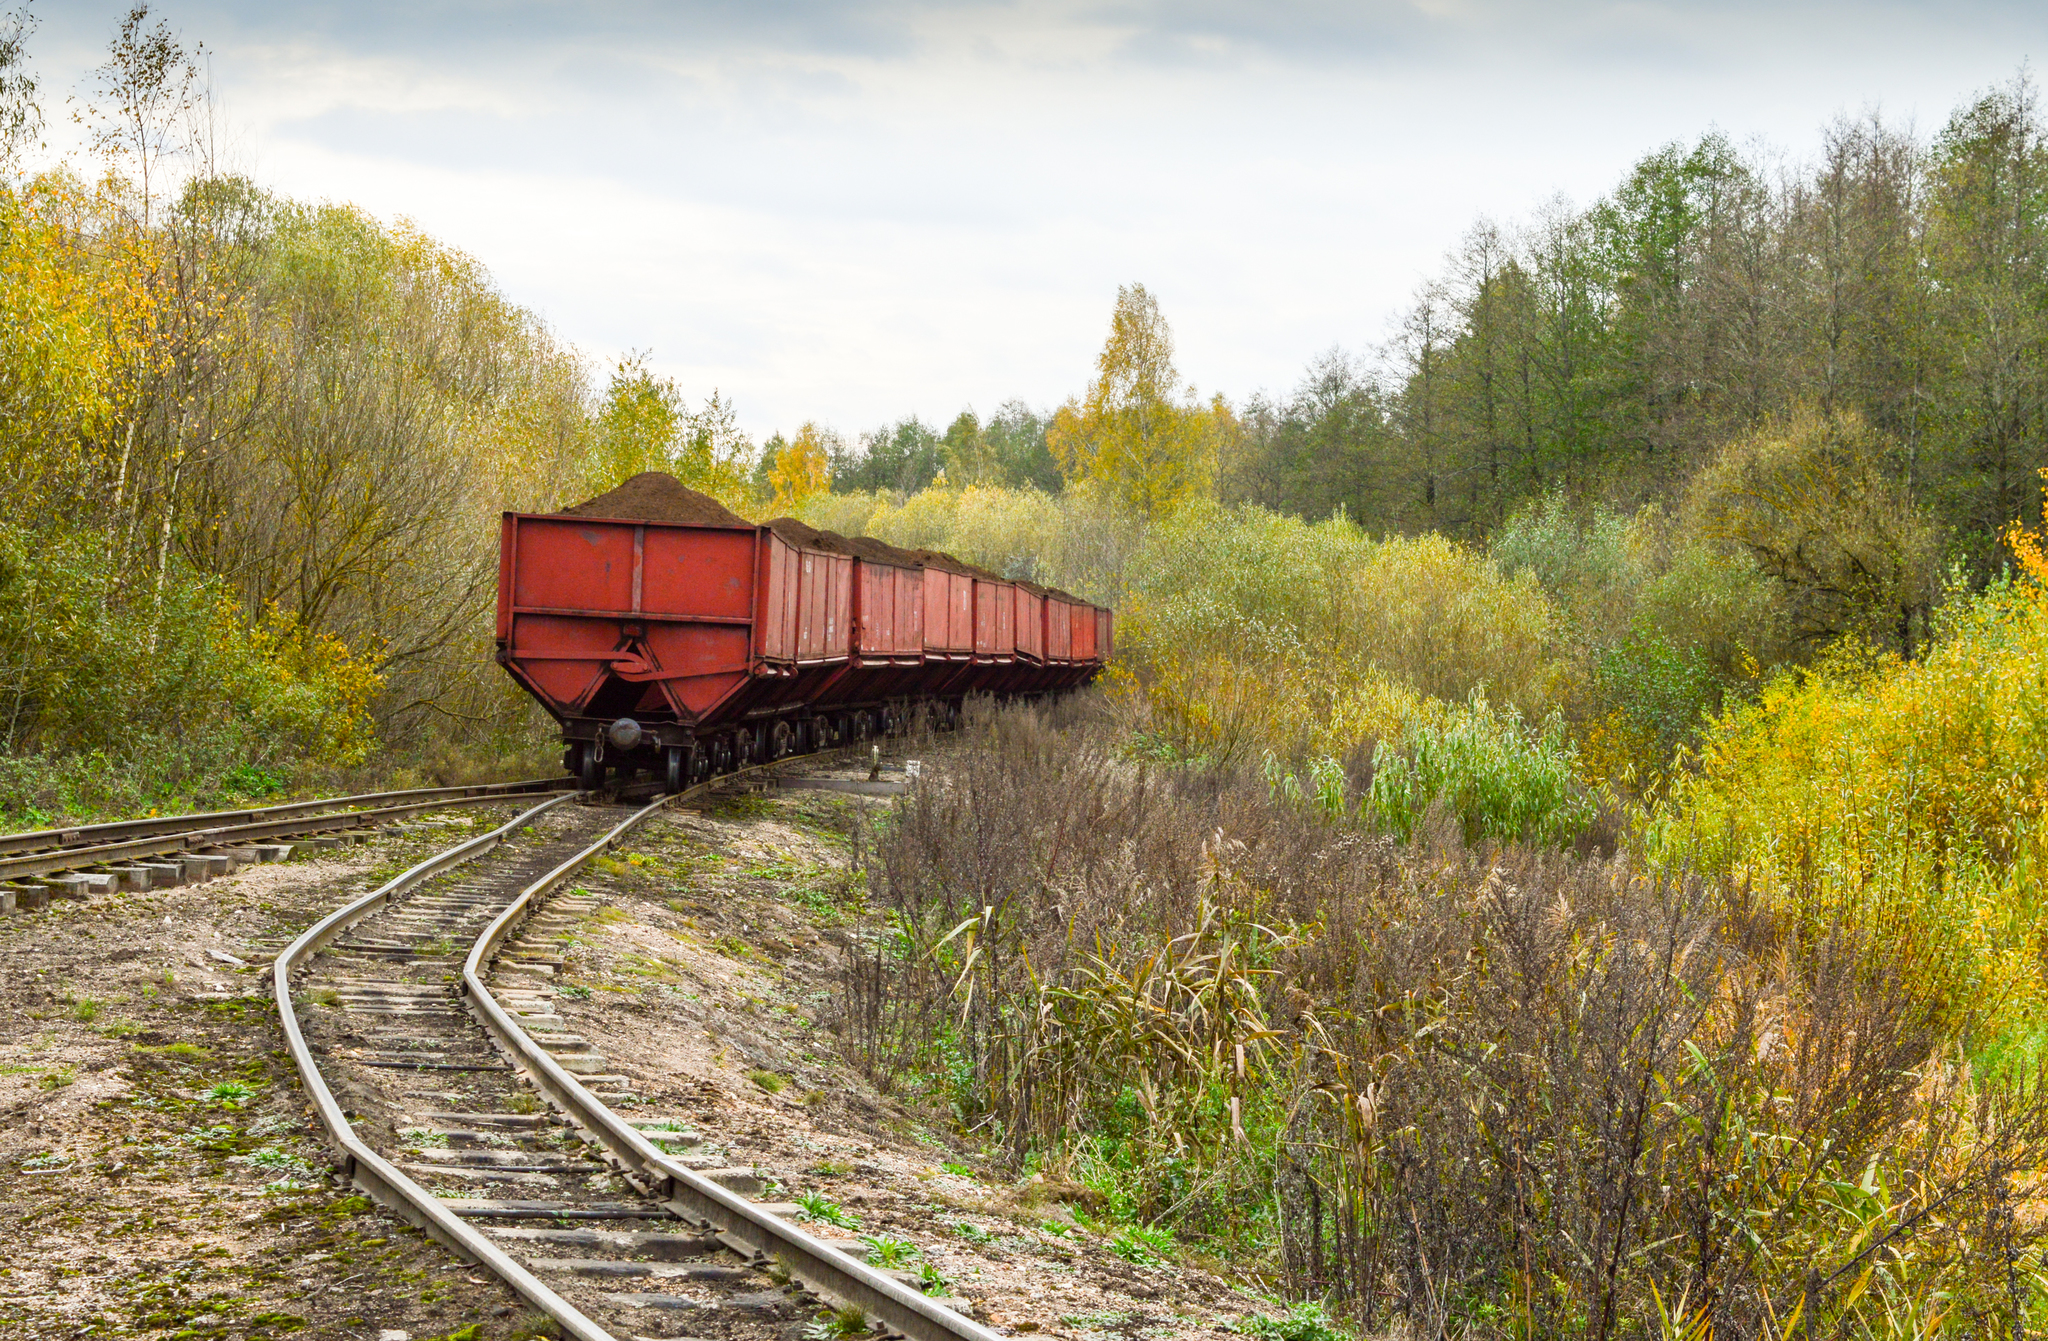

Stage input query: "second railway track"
[
  {"left": 276, "top": 758, "right": 996, "bottom": 1341},
  {"left": 0, "top": 778, "right": 567, "bottom": 897}
]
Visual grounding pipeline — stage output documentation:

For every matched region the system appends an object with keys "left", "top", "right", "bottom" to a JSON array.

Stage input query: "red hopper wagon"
[{"left": 494, "top": 474, "right": 1112, "bottom": 790}]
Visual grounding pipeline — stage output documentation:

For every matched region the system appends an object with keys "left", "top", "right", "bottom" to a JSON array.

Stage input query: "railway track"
[
  {"left": 274, "top": 757, "right": 997, "bottom": 1341},
  {"left": 0, "top": 779, "right": 566, "bottom": 901}
]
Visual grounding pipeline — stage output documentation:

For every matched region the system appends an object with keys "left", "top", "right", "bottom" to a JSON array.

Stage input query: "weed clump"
[{"left": 794, "top": 1191, "right": 860, "bottom": 1229}]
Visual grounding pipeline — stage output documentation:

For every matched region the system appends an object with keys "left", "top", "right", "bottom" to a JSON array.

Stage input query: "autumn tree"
[
  {"left": 0, "top": 1, "right": 39, "bottom": 173},
  {"left": 586, "top": 353, "right": 754, "bottom": 507},
  {"left": 77, "top": 4, "right": 202, "bottom": 228},
  {"left": 929, "top": 404, "right": 1062, "bottom": 492},
  {"left": 941, "top": 410, "right": 993, "bottom": 485},
  {"left": 590, "top": 352, "right": 683, "bottom": 486},
  {"left": 1225, "top": 349, "right": 1398, "bottom": 521},
  {"left": 984, "top": 400, "right": 1062, "bottom": 492},
  {"left": 1801, "top": 113, "right": 1932, "bottom": 454},
  {"left": 67, "top": 9, "right": 258, "bottom": 650},
  {"left": 1923, "top": 73, "right": 2048, "bottom": 570},
  {"left": 835, "top": 417, "right": 944, "bottom": 494},
  {"left": 769, "top": 422, "right": 833, "bottom": 510},
  {"left": 1049, "top": 284, "right": 1226, "bottom": 515},
  {"left": 1684, "top": 406, "right": 1939, "bottom": 654}
]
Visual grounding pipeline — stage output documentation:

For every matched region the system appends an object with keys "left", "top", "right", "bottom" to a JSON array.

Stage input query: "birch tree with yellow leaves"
[
  {"left": 1048, "top": 284, "right": 1231, "bottom": 515},
  {"left": 769, "top": 422, "right": 833, "bottom": 510}
]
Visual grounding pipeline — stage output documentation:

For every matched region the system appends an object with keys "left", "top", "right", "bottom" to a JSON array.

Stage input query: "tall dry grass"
[{"left": 843, "top": 700, "right": 2048, "bottom": 1339}]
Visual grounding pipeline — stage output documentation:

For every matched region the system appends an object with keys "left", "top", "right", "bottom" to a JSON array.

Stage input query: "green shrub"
[
  {"left": 0, "top": 524, "right": 381, "bottom": 822},
  {"left": 1365, "top": 693, "right": 1594, "bottom": 847},
  {"left": 1489, "top": 492, "right": 1645, "bottom": 645},
  {"left": 794, "top": 1191, "right": 860, "bottom": 1229},
  {"left": 858, "top": 1234, "right": 919, "bottom": 1268},
  {"left": 1107, "top": 1224, "right": 1173, "bottom": 1265},
  {"left": 1231, "top": 1302, "right": 1350, "bottom": 1341},
  {"left": 1588, "top": 634, "right": 1720, "bottom": 784}
]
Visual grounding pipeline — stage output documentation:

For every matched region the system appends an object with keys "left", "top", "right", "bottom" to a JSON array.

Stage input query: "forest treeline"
[
  {"left": 818, "top": 83, "right": 2048, "bottom": 670},
  {"left": 1, "top": 0, "right": 2041, "bottom": 846},
  {"left": 1238, "top": 100, "right": 2048, "bottom": 579},
  {"left": 829, "top": 85, "right": 2048, "bottom": 572}
]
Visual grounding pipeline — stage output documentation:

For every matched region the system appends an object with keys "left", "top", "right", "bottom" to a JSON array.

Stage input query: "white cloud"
[{"left": 29, "top": 0, "right": 2048, "bottom": 438}]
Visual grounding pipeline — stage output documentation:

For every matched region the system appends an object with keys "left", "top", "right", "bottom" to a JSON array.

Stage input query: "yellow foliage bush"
[
  {"left": 1124, "top": 505, "right": 1563, "bottom": 763},
  {"left": 767, "top": 423, "right": 832, "bottom": 511},
  {"left": 797, "top": 485, "right": 1144, "bottom": 599},
  {"left": 0, "top": 177, "right": 130, "bottom": 508},
  {"left": 230, "top": 602, "right": 385, "bottom": 767},
  {"left": 1656, "top": 500, "right": 2048, "bottom": 1027},
  {"left": 1342, "top": 532, "right": 1564, "bottom": 712},
  {"left": 1136, "top": 648, "right": 1437, "bottom": 766},
  {"left": 801, "top": 486, "right": 1566, "bottom": 769}
]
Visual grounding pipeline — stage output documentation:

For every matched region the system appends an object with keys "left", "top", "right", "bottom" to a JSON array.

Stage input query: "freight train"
[{"left": 494, "top": 473, "right": 1113, "bottom": 790}]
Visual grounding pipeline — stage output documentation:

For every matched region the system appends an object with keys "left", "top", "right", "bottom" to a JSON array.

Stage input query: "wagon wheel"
[
  {"left": 691, "top": 745, "right": 713, "bottom": 784},
  {"left": 578, "top": 744, "right": 604, "bottom": 792},
  {"left": 665, "top": 748, "right": 685, "bottom": 794},
  {"left": 770, "top": 720, "right": 793, "bottom": 760}
]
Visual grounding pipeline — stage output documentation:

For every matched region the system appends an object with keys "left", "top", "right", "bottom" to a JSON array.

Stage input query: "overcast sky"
[{"left": 27, "top": 1, "right": 2048, "bottom": 440}]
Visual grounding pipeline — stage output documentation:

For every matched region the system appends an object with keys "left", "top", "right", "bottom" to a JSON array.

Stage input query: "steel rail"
[
  {"left": 1, "top": 786, "right": 574, "bottom": 883},
  {"left": 272, "top": 792, "right": 621, "bottom": 1341},
  {"left": 462, "top": 774, "right": 1004, "bottom": 1341},
  {"left": 0, "top": 778, "right": 562, "bottom": 858}
]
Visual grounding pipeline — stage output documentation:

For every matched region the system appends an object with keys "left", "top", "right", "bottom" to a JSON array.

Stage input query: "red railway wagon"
[{"left": 495, "top": 478, "right": 1112, "bottom": 790}]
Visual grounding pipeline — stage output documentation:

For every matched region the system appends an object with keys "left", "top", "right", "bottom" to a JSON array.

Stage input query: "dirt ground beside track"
[
  {"left": 510, "top": 768, "right": 1258, "bottom": 1341},
  {"left": 0, "top": 805, "right": 548, "bottom": 1340},
  {"left": 0, "top": 765, "right": 1259, "bottom": 1341}
]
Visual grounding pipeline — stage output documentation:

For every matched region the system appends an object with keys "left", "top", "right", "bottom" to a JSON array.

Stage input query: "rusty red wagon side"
[{"left": 496, "top": 483, "right": 1115, "bottom": 790}]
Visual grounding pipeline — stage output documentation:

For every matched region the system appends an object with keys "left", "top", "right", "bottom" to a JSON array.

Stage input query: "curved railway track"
[{"left": 273, "top": 757, "right": 997, "bottom": 1341}]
